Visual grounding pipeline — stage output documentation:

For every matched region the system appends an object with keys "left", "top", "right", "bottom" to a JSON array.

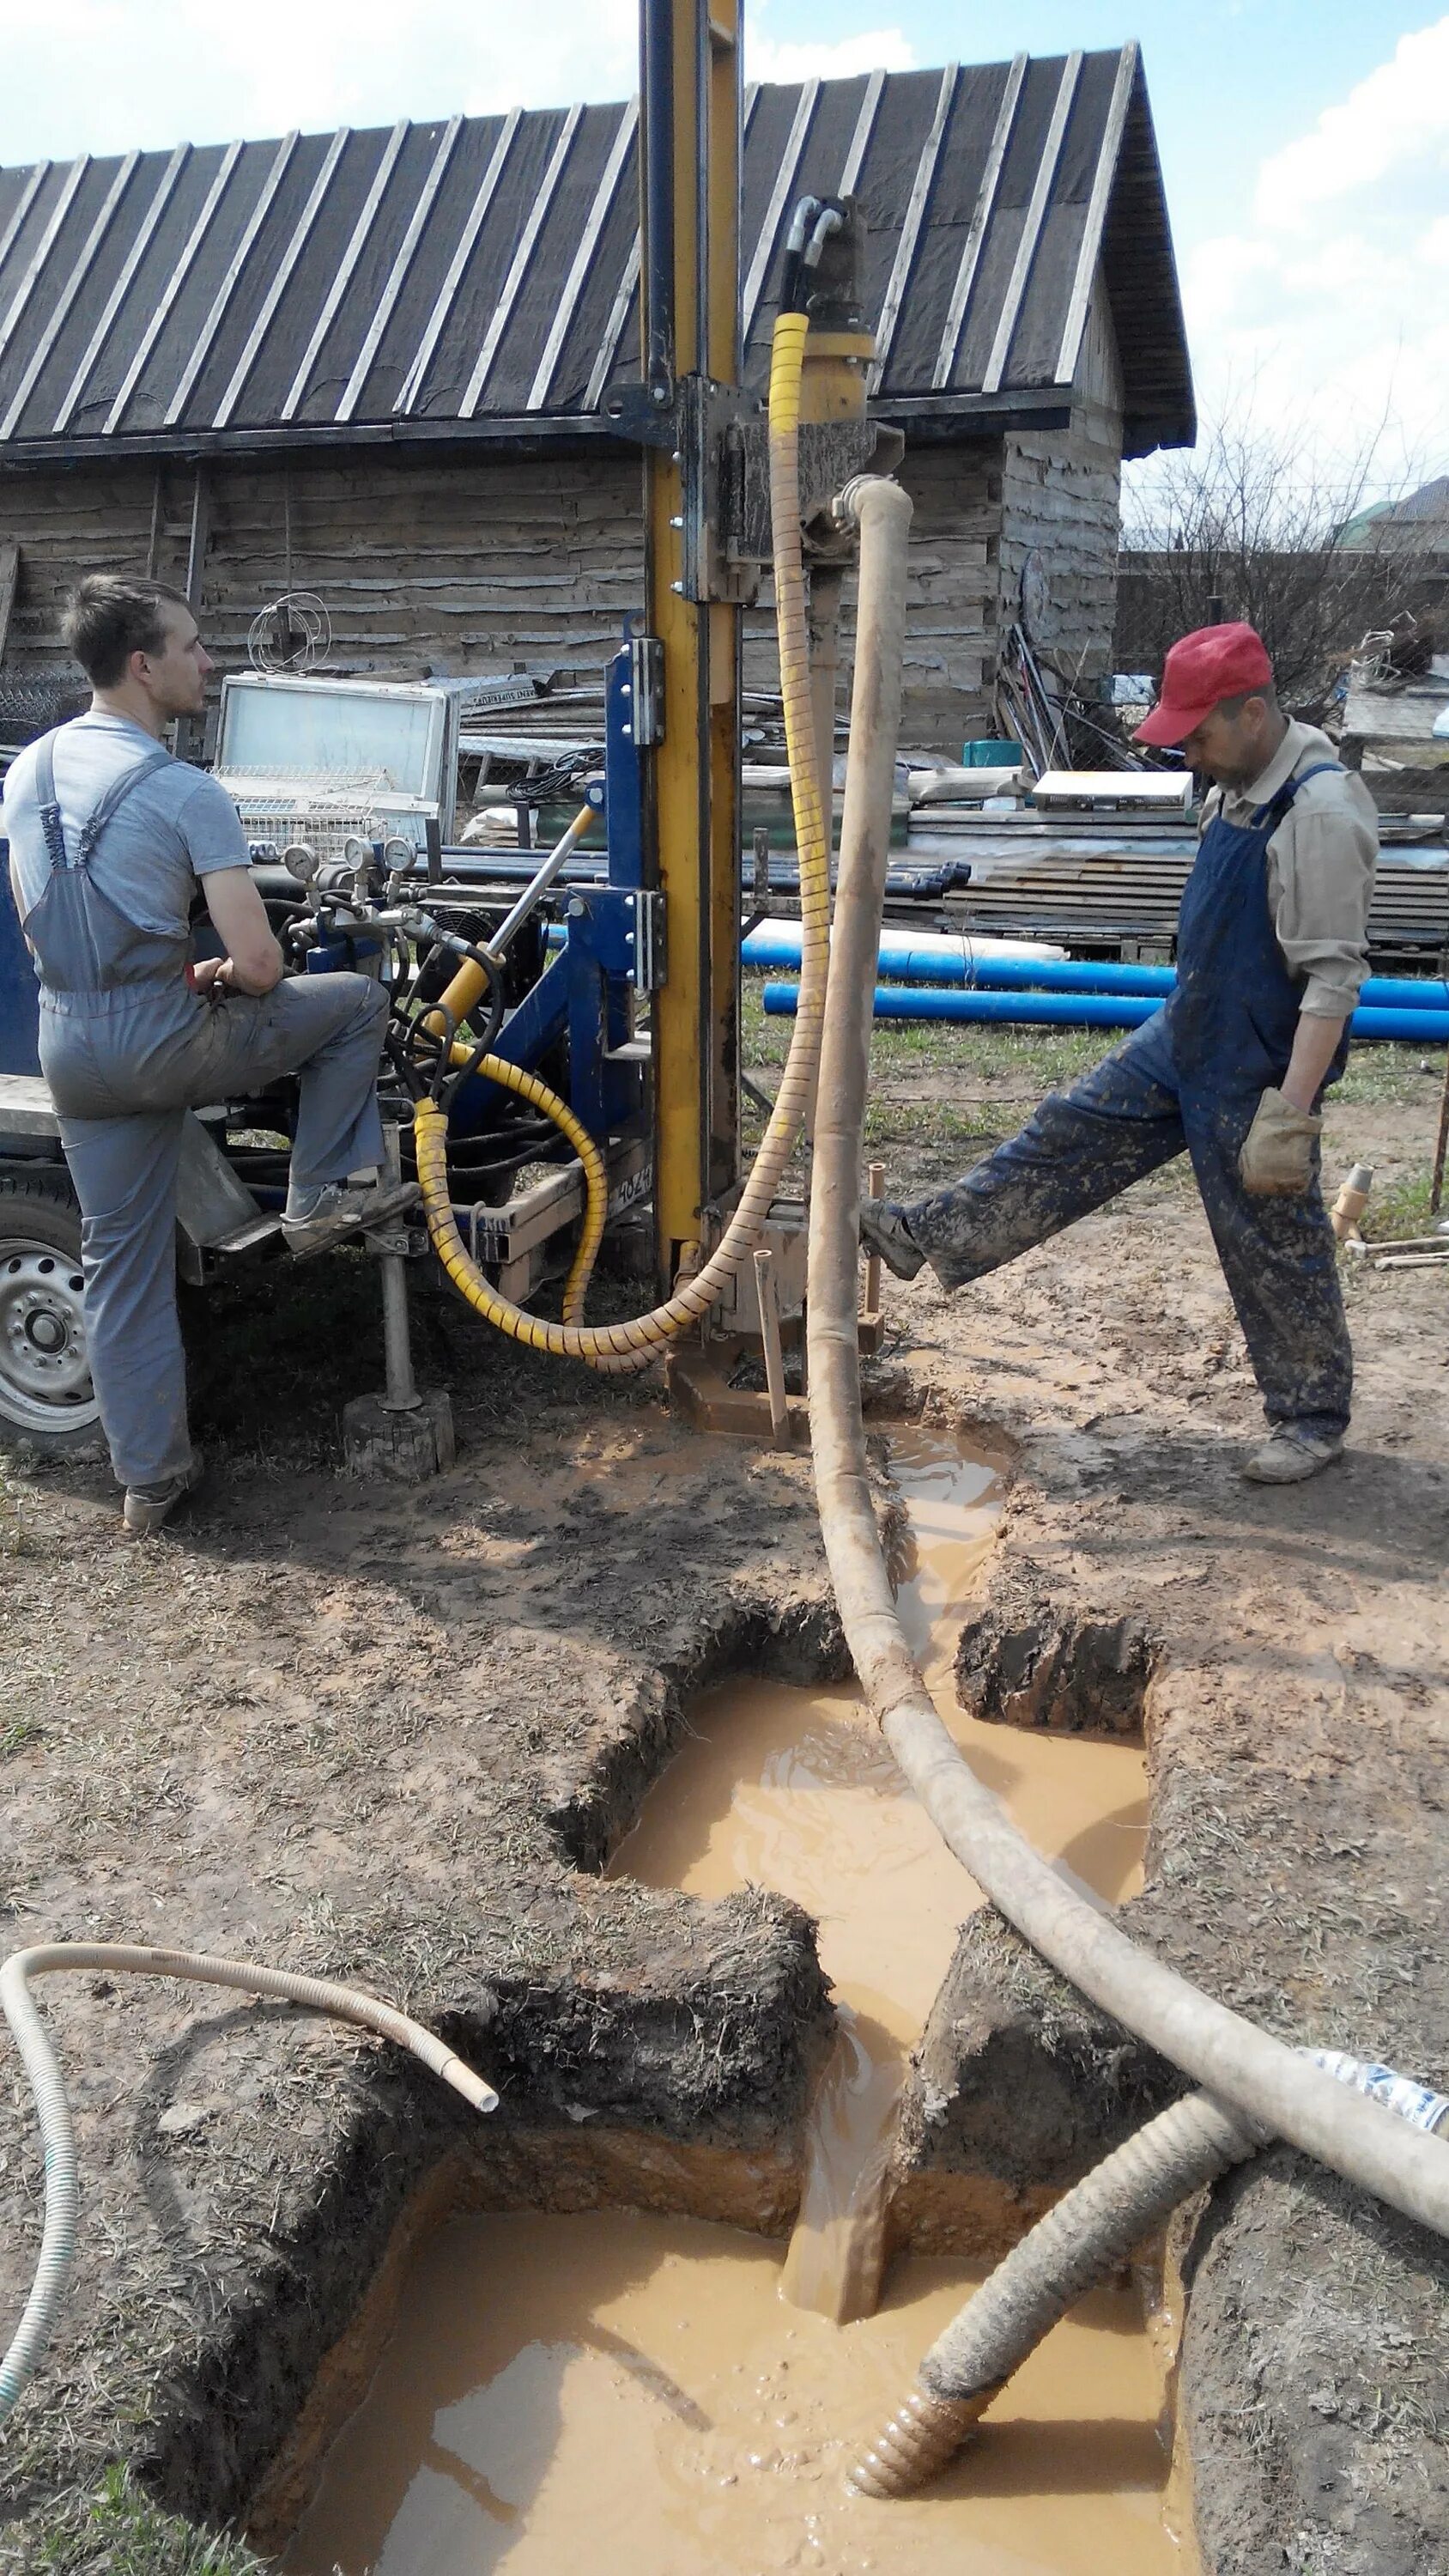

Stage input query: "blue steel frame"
[{"left": 447, "top": 631, "right": 650, "bottom": 1147}]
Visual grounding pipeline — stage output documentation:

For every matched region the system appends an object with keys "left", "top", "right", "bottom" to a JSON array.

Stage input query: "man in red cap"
[{"left": 860, "top": 622, "right": 1379, "bottom": 1485}]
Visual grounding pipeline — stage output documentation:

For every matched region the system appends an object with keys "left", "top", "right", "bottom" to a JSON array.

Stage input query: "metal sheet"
[
  {"left": 0, "top": 152, "right": 139, "bottom": 439},
  {"left": 281, "top": 121, "right": 409, "bottom": 421},
  {"left": 982, "top": 52, "right": 1082, "bottom": 394},
  {"left": 104, "top": 141, "right": 243, "bottom": 434},
  {"left": 869, "top": 64, "right": 957, "bottom": 391},
  {"left": 390, "top": 112, "right": 512, "bottom": 418},
  {"left": 932, "top": 54, "right": 1026, "bottom": 389},
  {"left": 212, "top": 127, "right": 350, "bottom": 427},
  {"left": 529, "top": 100, "right": 637, "bottom": 410},
  {"left": 339, "top": 112, "right": 464, "bottom": 422},
  {"left": 463, "top": 103, "right": 584, "bottom": 416},
  {"left": 163, "top": 133, "right": 300, "bottom": 428}
]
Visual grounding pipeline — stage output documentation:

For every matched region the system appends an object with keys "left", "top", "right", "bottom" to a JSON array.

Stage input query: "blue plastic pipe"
[
  {"left": 744, "top": 924, "right": 1449, "bottom": 1014},
  {"left": 760, "top": 981, "right": 1449, "bottom": 1044}
]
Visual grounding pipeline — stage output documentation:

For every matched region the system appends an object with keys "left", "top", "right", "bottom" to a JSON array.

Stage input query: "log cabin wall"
[
  {"left": 0, "top": 402, "right": 1113, "bottom": 761},
  {"left": 997, "top": 279, "right": 1125, "bottom": 699}
]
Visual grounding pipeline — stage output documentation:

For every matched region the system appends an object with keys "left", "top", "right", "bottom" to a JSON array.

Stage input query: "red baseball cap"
[{"left": 1135, "top": 623, "right": 1275, "bottom": 747}]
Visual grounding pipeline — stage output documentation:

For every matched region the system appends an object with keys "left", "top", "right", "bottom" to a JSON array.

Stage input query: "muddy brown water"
[{"left": 283, "top": 1433, "right": 1179, "bottom": 2576}]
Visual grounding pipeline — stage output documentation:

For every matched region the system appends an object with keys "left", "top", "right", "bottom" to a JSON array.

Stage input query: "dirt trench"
[{"left": 0, "top": 1072, "right": 1445, "bottom": 2575}]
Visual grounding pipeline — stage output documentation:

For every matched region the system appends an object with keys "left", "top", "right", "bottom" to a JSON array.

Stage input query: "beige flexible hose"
[
  {"left": 850, "top": 2088, "right": 1263, "bottom": 2496},
  {"left": 804, "top": 482, "right": 1449, "bottom": 2244},
  {"left": 1, "top": 1942, "right": 495, "bottom": 2423},
  {"left": 413, "top": 310, "right": 831, "bottom": 1375}
]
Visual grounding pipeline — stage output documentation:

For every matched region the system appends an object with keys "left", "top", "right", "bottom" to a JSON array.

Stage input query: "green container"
[{"left": 961, "top": 738, "right": 1022, "bottom": 767}]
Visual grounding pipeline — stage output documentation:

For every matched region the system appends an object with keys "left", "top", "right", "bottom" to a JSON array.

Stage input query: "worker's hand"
[
  {"left": 189, "top": 957, "right": 228, "bottom": 996},
  {"left": 1240, "top": 1086, "right": 1322, "bottom": 1196}
]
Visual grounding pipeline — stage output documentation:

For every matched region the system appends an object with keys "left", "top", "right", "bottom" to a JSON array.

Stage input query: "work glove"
[{"left": 1239, "top": 1086, "right": 1321, "bottom": 1196}]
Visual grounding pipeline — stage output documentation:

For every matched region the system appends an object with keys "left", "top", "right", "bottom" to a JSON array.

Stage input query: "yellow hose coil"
[
  {"left": 414, "top": 309, "right": 828, "bottom": 1373},
  {"left": 433, "top": 1050, "right": 609, "bottom": 1327}
]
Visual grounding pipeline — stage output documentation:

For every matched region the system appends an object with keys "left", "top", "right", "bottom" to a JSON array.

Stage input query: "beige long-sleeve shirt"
[{"left": 1199, "top": 720, "right": 1379, "bottom": 1018}]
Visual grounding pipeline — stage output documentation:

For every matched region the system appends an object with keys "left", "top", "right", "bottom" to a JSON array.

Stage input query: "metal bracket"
[
  {"left": 601, "top": 378, "right": 680, "bottom": 449},
  {"left": 627, "top": 632, "right": 665, "bottom": 747},
  {"left": 731, "top": 417, "right": 905, "bottom": 564},
  {"left": 631, "top": 888, "right": 667, "bottom": 991},
  {"left": 679, "top": 375, "right": 764, "bottom": 605}
]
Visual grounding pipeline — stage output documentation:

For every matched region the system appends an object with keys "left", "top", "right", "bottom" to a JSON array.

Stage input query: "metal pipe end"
[{"left": 846, "top": 2382, "right": 997, "bottom": 2500}]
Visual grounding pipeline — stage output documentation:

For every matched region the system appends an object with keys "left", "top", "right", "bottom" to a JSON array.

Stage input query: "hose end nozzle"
[{"left": 846, "top": 2381, "right": 999, "bottom": 2500}]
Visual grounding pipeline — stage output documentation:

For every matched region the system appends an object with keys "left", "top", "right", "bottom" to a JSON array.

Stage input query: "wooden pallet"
[{"left": 943, "top": 854, "right": 1449, "bottom": 965}]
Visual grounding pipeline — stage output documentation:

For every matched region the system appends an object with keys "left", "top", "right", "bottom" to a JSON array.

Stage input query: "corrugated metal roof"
[{"left": 0, "top": 45, "right": 1192, "bottom": 465}]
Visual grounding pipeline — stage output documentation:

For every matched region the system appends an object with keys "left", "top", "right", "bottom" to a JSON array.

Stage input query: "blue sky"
[{"left": 0, "top": 1, "right": 1444, "bottom": 488}]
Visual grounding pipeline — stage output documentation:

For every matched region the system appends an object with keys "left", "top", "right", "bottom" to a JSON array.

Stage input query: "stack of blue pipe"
[{"left": 746, "top": 928, "right": 1449, "bottom": 1043}]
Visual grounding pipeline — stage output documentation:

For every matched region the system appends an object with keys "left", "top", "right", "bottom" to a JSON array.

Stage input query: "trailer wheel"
[{"left": 0, "top": 1177, "right": 103, "bottom": 1455}]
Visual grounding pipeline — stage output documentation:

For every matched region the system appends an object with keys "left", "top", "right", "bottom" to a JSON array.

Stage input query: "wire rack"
[{"left": 221, "top": 767, "right": 390, "bottom": 863}]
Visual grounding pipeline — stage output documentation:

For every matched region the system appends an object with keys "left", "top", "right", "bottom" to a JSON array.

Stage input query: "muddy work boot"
[
  {"left": 282, "top": 1177, "right": 421, "bottom": 1260},
  {"left": 1241, "top": 1427, "right": 1344, "bottom": 1485},
  {"left": 123, "top": 1451, "right": 204, "bottom": 1540},
  {"left": 858, "top": 1195, "right": 927, "bottom": 1281}
]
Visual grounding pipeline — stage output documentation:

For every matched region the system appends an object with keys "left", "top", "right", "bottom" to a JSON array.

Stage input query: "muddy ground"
[{"left": 1, "top": 1020, "right": 1446, "bottom": 2575}]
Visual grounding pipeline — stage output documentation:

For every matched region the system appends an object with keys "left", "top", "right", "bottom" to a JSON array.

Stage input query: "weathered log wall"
[{"left": 1, "top": 376, "right": 1122, "bottom": 756}]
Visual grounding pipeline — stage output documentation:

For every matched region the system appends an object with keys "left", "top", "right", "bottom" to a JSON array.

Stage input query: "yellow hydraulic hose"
[
  {"left": 437, "top": 1049, "right": 609, "bottom": 1327},
  {"left": 414, "top": 309, "right": 830, "bottom": 1374}
]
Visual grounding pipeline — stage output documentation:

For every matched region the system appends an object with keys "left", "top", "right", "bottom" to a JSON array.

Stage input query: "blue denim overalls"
[
  {"left": 906, "top": 767, "right": 1354, "bottom": 1442},
  {"left": 21, "top": 723, "right": 391, "bottom": 1490}
]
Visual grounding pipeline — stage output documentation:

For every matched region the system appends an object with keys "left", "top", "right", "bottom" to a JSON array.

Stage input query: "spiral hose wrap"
[
  {"left": 413, "top": 311, "right": 830, "bottom": 1374},
  {"left": 849, "top": 2091, "right": 1262, "bottom": 2496}
]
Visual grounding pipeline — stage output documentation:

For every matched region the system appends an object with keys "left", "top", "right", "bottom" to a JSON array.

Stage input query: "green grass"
[
  {"left": 743, "top": 972, "right": 1447, "bottom": 1109},
  {"left": 1360, "top": 1167, "right": 1443, "bottom": 1242},
  {"left": 27, "top": 2470, "right": 268, "bottom": 2576}
]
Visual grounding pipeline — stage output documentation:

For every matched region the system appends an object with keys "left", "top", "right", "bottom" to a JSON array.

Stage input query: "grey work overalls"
[{"left": 27, "top": 726, "right": 390, "bottom": 1490}]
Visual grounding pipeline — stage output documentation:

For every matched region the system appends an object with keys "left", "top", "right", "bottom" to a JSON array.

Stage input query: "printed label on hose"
[{"left": 1311, "top": 2050, "right": 1449, "bottom": 2134}]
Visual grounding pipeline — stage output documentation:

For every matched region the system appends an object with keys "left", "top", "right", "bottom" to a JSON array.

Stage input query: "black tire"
[{"left": 0, "top": 1176, "right": 105, "bottom": 1457}]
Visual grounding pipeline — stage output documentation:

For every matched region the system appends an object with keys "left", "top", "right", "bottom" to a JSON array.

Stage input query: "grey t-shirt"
[{"left": 3, "top": 711, "right": 250, "bottom": 941}]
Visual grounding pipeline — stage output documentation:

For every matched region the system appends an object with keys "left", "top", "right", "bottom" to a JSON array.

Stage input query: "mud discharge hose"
[
  {"left": 413, "top": 308, "right": 831, "bottom": 1375},
  {"left": 852, "top": 2048, "right": 1449, "bottom": 2497},
  {"left": 803, "top": 472, "right": 1449, "bottom": 2469},
  {"left": 853, "top": 2089, "right": 1263, "bottom": 2495},
  {"left": 0, "top": 1944, "right": 497, "bottom": 2426}
]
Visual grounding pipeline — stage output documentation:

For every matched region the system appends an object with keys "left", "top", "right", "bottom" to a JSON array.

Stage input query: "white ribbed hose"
[
  {"left": 803, "top": 475, "right": 1449, "bottom": 2246},
  {"left": 0, "top": 1942, "right": 496, "bottom": 2425}
]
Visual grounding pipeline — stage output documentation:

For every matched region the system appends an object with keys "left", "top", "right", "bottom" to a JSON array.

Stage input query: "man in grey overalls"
[{"left": 3, "top": 574, "right": 414, "bottom": 1535}]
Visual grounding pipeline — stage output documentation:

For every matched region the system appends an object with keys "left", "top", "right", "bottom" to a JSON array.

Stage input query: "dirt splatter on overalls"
[{"left": 903, "top": 767, "right": 1353, "bottom": 1442}]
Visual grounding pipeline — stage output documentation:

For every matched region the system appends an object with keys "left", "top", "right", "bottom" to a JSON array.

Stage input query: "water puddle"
[
  {"left": 284, "top": 2208, "right": 1179, "bottom": 2576},
  {"left": 282, "top": 1431, "right": 1173, "bottom": 2576},
  {"left": 611, "top": 1430, "right": 1146, "bottom": 2322}
]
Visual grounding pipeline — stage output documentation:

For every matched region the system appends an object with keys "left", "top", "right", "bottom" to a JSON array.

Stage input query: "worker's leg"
[
  {"left": 177, "top": 975, "right": 391, "bottom": 1187},
  {"left": 897, "top": 1024, "right": 1188, "bottom": 1289},
  {"left": 1182, "top": 1097, "right": 1352, "bottom": 1442},
  {"left": 56, "top": 1109, "right": 191, "bottom": 1489}
]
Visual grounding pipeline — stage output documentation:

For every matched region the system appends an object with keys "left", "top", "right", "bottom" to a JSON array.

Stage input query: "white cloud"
[
  {"left": 0, "top": 2, "right": 913, "bottom": 162},
  {"left": 1173, "top": 18, "right": 1449, "bottom": 491},
  {"left": 747, "top": 30, "right": 916, "bottom": 82},
  {"left": 1255, "top": 18, "right": 1449, "bottom": 227},
  {"left": 0, "top": 0, "right": 642, "bottom": 160}
]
